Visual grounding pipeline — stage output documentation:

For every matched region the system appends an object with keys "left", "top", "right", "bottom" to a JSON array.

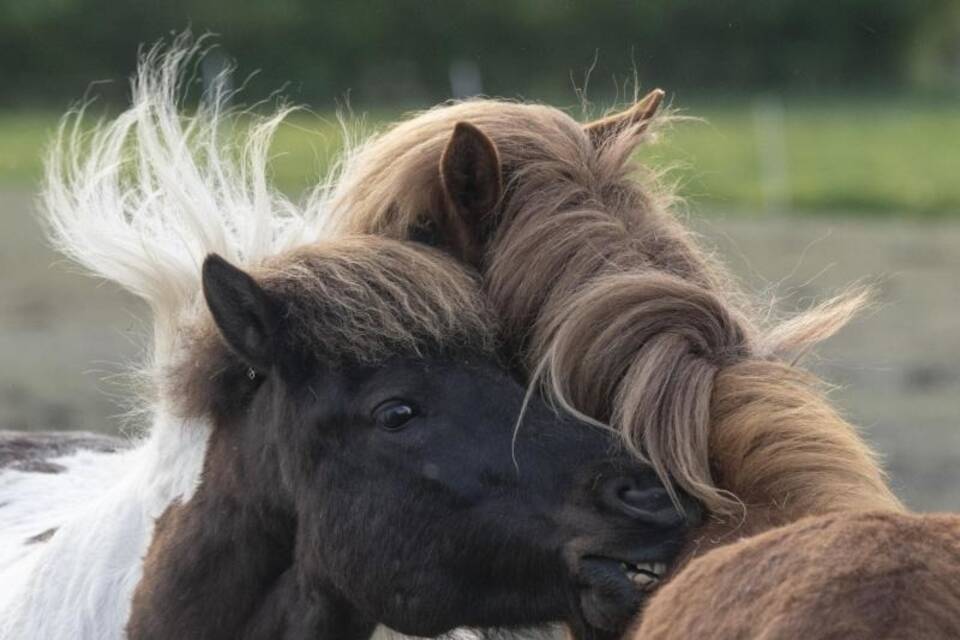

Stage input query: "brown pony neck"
[{"left": 691, "top": 359, "right": 904, "bottom": 552}]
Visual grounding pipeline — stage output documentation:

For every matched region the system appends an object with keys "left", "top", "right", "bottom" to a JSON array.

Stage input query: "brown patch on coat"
[
  {"left": 633, "top": 511, "right": 960, "bottom": 639},
  {"left": 0, "top": 430, "right": 124, "bottom": 473},
  {"left": 127, "top": 426, "right": 296, "bottom": 640}
]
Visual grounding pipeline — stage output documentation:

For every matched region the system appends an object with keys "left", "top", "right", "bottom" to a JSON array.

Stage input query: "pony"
[
  {"left": 0, "top": 44, "right": 698, "bottom": 640},
  {"left": 632, "top": 510, "right": 960, "bottom": 639},
  {"left": 319, "top": 87, "right": 918, "bottom": 631}
]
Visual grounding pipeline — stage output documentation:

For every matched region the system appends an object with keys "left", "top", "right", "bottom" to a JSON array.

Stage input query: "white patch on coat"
[{"left": 0, "top": 414, "right": 209, "bottom": 640}]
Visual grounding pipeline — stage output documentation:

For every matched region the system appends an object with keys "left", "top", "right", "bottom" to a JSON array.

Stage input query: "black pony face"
[
  {"left": 200, "top": 253, "right": 700, "bottom": 640},
  {"left": 264, "top": 357, "right": 696, "bottom": 638}
]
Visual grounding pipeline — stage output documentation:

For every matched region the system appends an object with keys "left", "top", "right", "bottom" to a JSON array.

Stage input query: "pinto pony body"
[{"left": 0, "top": 44, "right": 322, "bottom": 640}]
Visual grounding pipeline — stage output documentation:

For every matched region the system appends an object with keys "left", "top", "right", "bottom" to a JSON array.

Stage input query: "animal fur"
[
  {"left": 2, "top": 37, "right": 586, "bottom": 640},
  {"left": 632, "top": 511, "right": 960, "bottom": 639},
  {"left": 0, "top": 39, "right": 307, "bottom": 638},
  {"left": 327, "top": 90, "right": 919, "bottom": 638}
]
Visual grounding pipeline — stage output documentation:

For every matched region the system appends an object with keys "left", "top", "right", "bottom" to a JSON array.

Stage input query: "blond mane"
[{"left": 329, "top": 98, "right": 902, "bottom": 522}]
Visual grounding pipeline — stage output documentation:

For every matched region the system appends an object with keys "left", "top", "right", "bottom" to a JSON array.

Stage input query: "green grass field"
[{"left": 2, "top": 97, "right": 957, "bottom": 215}]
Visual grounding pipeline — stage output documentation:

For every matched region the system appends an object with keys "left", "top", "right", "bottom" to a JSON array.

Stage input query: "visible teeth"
[
  {"left": 617, "top": 560, "right": 668, "bottom": 590},
  {"left": 622, "top": 561, "right": 668, "bottom": 591},
  {"left": 632, "top": 562, "right": 665, "bottom": 577},
  {"left": 627, "top": 570, "right": 659, "bottom": 590}
]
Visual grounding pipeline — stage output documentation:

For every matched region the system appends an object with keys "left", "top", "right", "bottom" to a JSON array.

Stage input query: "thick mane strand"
[{"left": 42, "top": 39, "right": 326, "bottom": 366}]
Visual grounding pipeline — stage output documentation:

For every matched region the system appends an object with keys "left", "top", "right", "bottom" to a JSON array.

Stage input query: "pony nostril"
[
  {"left": 601, "top": 476, "right": 682, "bottom": 527},
  {"left": 617, "top": 484, "right": 654, "bottom": 509}
]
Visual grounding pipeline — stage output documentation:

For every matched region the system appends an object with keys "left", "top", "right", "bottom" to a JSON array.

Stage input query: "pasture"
[
  {"left": 0, "top": 97, "right": 958, "bottom": 512},
  {"left": 2, "top": 97, "right": 959, "bottom": 215}
]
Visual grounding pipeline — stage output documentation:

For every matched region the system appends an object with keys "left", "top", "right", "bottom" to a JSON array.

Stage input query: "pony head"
[{"left": 129, "top": 236, "right": 699, "bottom": 639}]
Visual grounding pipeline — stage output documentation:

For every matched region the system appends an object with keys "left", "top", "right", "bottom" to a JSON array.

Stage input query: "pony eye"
[{"left": 374, "top": 400, "right": 418, "bottom": 431}]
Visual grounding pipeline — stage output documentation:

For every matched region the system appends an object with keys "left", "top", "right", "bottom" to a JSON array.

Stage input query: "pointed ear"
[
  {"left": 201, "top": 254, "right": 277, "bottom": 371},
  {"left": 583, "top": 88, "right": 665, "bottom": 147},
  {"left": 438, "top": 121, "right": 503, "bottom": 267}
]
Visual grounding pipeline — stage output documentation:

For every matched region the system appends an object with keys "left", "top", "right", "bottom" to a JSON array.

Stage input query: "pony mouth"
[
  {"left": 619, "top": 561, "right": 667, "bottom": 590},
  {"left": 578, "top": 555, "right": 669, "bottom": 593},
  {"left": 573, "top": 555, "right": 669, "bottom": 633}
]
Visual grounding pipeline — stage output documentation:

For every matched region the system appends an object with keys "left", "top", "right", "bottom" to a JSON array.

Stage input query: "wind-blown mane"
[
  {"left": 43, "top": 40, "right": 329, "bottom": 368},
  {"left": 327, "top": 98, "right": 902, "bottom": 527},
  {"left": 0, "top": 40, "right": 317, "bottom": 639}
]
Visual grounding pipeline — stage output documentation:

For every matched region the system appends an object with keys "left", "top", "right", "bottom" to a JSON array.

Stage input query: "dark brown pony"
[{"left": 127, "top": 237, "right": 698, "bottom": 640}]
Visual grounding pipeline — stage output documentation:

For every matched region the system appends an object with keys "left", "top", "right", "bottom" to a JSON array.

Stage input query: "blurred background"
[{"left": 0, "top": 1, "right": 957, "bottom": 509}]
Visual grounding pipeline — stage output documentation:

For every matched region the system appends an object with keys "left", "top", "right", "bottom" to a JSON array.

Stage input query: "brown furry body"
[{"left": 633, "top": 511, "right": 960, "bottom": 639}]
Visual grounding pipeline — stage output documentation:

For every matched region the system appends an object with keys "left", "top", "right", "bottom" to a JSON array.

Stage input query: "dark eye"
[{"left": 373, "top": 400, "right": 418, "bottom": 431}]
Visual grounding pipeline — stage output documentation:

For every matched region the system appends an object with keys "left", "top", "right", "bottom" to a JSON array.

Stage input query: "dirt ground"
[{"left": 1, "top": 189, "right": 957, "bottom": 510}]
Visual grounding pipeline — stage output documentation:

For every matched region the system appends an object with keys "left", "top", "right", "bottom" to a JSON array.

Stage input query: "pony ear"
[
  {"left": 583, "top": 88, "right": 665, "bottom": 147},
  {"left": 201, "top": 254, "right": 277, "bottom": 371},
  {"left": 438, "top": 121, "right": 503, "bottom": 268}
]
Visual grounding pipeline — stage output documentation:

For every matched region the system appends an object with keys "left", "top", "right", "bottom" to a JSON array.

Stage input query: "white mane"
[
  {"left": 0, "top": 38, "right": 510, "bottom": 640},
  {"left": 42, "top": 39, "right": 332, "bottom": 363}
]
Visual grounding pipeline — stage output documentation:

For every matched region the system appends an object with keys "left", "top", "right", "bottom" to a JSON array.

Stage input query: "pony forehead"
[{"left": 251, "top": 235, "right": 497, "bottom": 363}]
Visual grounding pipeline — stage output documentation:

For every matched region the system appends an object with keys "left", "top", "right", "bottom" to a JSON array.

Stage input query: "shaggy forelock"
[
  {"left": 170, "top": 235, "right": 497, "bottom": 419},
  {"left": 259, "top": 236, "right": 496, "bottom": 363}
]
